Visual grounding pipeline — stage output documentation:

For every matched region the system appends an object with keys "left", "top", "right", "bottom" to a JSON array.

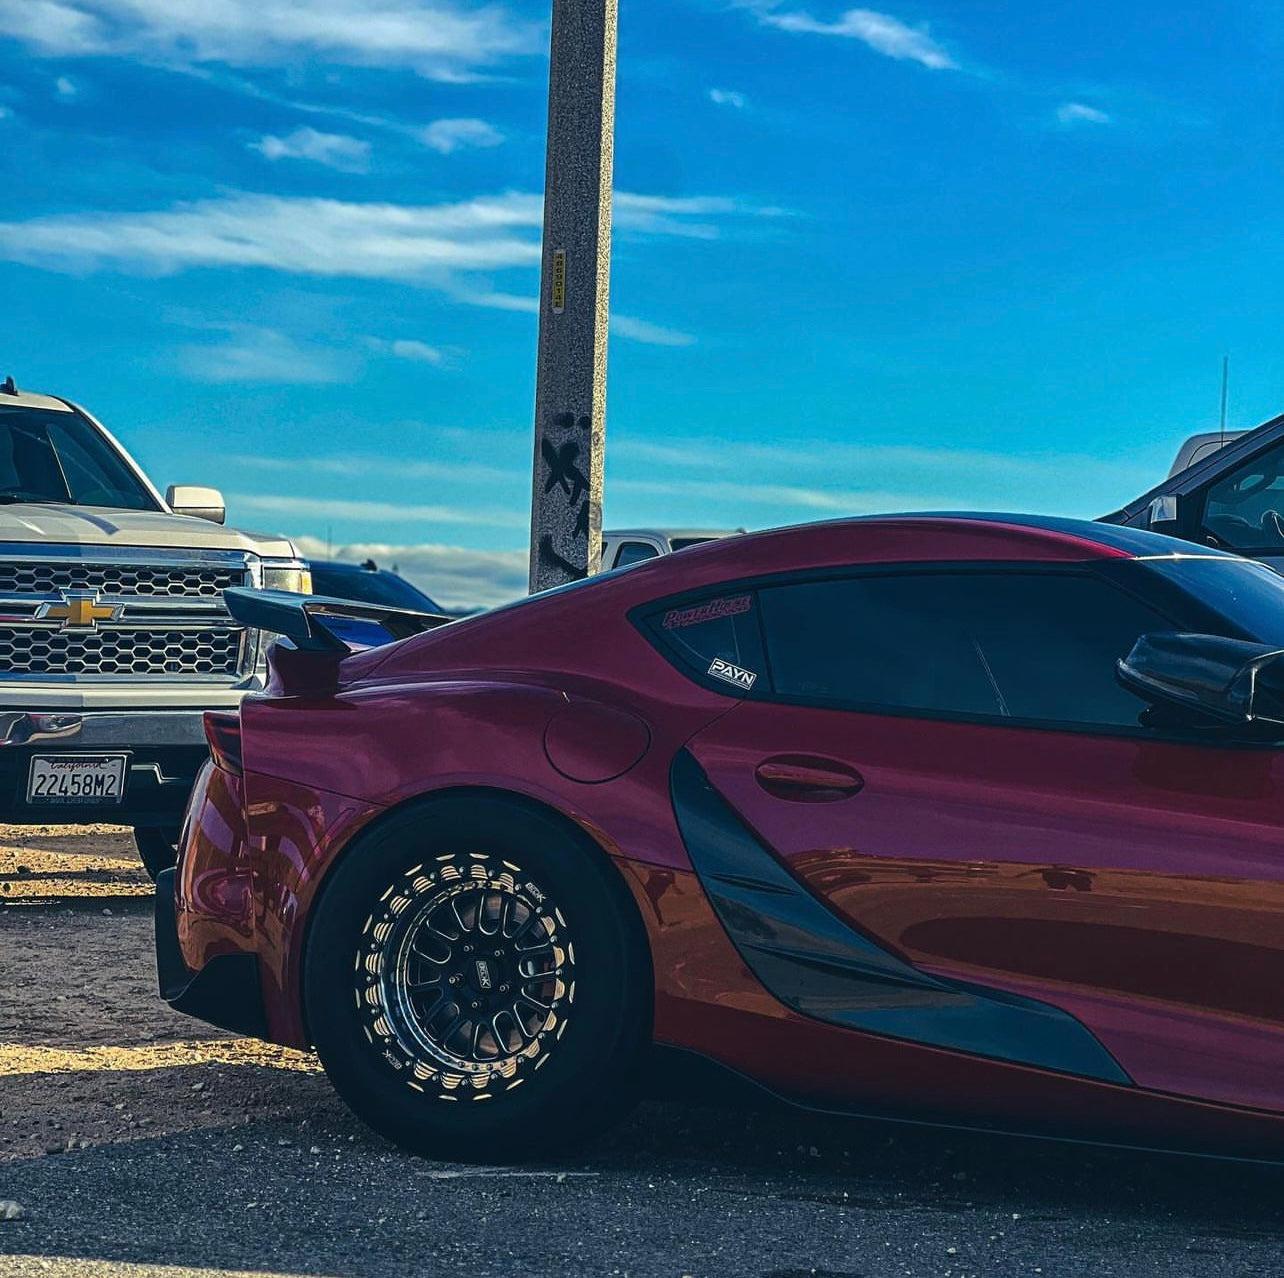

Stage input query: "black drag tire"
[
  {"left": 303, "top": 794, "right": 652, "bottom": 1163},
  {"left": 133, "top": 826, "right": 178, "bottom": 881}
]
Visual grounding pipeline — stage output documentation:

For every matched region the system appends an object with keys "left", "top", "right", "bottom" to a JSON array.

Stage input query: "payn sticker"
[{"left": 708, "top": 657, "right": 757, "bottom": 690}]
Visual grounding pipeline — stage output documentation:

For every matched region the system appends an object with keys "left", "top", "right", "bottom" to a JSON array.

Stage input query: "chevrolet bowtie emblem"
[{"left": 39, "top": 590, "right": 120, "bottom": 630}]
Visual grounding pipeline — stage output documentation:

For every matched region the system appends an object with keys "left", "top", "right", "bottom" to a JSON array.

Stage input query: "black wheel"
[
  {"left": 304, "top": 795, "right": 651, "bottom": 1162},
  {"left": 133, "top": 826, "right": 178, "bottom": 880}
]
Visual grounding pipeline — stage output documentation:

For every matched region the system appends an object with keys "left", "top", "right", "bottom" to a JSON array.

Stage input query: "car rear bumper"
[{"left": 154, "top": 865, "right": 268, "bottom": 1038}]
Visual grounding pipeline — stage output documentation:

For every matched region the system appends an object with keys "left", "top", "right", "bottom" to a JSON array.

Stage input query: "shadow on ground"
[{"left": 1, "top": 1095, "right": 1282, "bottom": 1278}]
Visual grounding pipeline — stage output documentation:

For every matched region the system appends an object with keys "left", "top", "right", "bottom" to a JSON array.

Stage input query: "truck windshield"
[
  {"left": 310, "top": 563, "right": 442, "bottom": 613},
  {"left": 0, "top": 406, "right": 157, "bottom": 511}
]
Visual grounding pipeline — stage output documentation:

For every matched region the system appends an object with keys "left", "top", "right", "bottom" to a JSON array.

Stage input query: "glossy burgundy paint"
[
  {"left": 168, "top": 515, "right": 1284, "bottom": 1156},
  {"left": 691, "top": 702, "right": 1284, "bottom": 1113},
  {"left": 543, "top": 699, "right": 652, "bottom": 782}
]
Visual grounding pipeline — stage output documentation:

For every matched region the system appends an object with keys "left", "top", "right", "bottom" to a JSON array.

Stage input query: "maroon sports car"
[{"left": 157, "top": 514, "right": 1284, "bottom": 1160}]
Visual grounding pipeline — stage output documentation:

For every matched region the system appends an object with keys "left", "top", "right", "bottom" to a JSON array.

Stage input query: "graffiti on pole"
[{"left": 535, "top": 411, "right": 595, "bottom": 583}]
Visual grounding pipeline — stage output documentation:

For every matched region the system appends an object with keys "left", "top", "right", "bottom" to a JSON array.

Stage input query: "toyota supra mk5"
[{"left": 157, "top": 515, "right": 1284, "bottom": 1161}]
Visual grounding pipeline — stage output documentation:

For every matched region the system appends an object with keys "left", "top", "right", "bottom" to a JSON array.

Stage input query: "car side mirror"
[
  {"left": 1146, "top": 493, "right": 1181, "bottom": 533},
  {"left": 1118, "top": 632, "right": 1284, "bottom": 730},
  {"left": 166, "top": 484, "right": 226, "bottom": 525}
]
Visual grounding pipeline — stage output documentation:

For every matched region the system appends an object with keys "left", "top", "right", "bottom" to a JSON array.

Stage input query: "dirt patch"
[
  {"left": 0, "top": 825, "right": 332, "bottom": 1165},
  {"left": 0, "top": 823, "right": 149, "bottom": 906}
]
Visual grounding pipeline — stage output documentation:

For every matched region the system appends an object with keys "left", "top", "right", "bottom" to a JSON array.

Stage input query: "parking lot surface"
[{"left": 1, "top": 826, "right": 1283, "bottom": 1278}]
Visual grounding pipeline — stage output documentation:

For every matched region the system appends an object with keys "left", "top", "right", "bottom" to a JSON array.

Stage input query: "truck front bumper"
[{"left": 0, "top": 708, "right": 217, "bottom": 828}]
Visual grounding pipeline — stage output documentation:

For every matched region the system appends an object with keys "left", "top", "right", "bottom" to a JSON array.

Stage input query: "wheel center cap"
[{"left": 471, "top": 957, "right": 497, "bottom": 994}]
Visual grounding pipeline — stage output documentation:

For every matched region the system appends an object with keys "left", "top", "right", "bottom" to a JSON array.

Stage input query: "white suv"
[
  {"left": 600, "top": 528, "right": 739, "bottom": 570},
  {"left": 0, "top": 381, "right": 309, "bottom": 875}
]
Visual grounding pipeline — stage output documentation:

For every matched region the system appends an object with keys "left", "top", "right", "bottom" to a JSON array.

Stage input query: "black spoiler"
[{"left": 225, "top": 587, "right": 453, "bottom": 653}]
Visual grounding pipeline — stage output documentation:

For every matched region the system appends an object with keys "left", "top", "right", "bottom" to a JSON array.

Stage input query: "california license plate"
[{"left": 27, "top": 754, "right": 128, "bottom": 805}]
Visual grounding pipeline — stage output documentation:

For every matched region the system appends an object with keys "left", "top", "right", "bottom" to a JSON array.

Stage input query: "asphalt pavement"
[{"left": 2, "top": 827, "right": 1283, "bottom": 1278}]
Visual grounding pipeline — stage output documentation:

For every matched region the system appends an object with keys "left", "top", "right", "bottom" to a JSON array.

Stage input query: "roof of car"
[
  {"left": 356, "top": 513, "right": 1239, "bottom": 683},
  {"left": 0, "top": 386, "right": 73, "bottom": 412},
  {"left": 511, "top": 514, "right": 1234, "bottom": 619},
  {"left": 658, "top": 512, "right": 1233, "bottom": 570},
  {"left": 309, "top": 559, "right": 382, "bottom": 572}
]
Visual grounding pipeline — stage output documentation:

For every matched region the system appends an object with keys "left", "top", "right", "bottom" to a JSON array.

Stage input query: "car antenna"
[
  {"left": 0, "top": 376, "right": 17, "bottom": 396},
  {"left": 1219, "top": 354, "right": 1229, "bottom": 448}
]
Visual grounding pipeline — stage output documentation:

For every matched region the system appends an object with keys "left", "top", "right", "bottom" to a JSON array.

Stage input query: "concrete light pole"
[{"left": 527, "top": 0, "right": 619, "bottom": 593}]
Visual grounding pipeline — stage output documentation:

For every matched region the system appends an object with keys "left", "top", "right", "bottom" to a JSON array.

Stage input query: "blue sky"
[{"left": 0, "top": 1, "right": 1279, "bottom": 606}]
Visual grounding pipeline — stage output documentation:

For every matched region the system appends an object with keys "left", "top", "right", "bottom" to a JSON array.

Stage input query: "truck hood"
[{"left": 0, "top": 503, "right": 297, "bottom": 557}]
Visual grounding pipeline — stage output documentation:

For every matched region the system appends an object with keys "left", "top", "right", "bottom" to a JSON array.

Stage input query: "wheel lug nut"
[
  {"left": 448, "top": 975, "right": 460, "bottom": 985},
  {"left": 470, "top": 1001, "right": 480, "bottom": 1010},
  {"left": 498, "top": 984, "right": 509, "bottom": 993}
]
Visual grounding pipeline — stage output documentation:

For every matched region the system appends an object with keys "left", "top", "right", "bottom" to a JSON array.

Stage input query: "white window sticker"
[{"left": 708, "top": 657, "right": 757, "bottom": 690}]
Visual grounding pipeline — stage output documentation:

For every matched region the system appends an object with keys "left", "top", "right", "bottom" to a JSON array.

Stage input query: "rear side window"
[
  {"left": 646, "top": 593, "right": 766, "bottom": 694},
  {"left": 757, "top": 571, "right": 1178, "bottom": 728}
]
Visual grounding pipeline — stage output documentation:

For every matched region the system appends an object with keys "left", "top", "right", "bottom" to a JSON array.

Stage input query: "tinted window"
[
  {"left": 758, "top": 571, "right": 1178, "bottom": 728},
  {"left": 614, "top": 541, "right": 660, "bottom": 568},
  {"left": 0, "top": 407, "right": 155, "bottom": 510},
  {"left": 1202, "top": 439, "right": 1284, "bottom": 552},
  {"left": 647, "top": 592, "right": 766, "bottom": 691}
]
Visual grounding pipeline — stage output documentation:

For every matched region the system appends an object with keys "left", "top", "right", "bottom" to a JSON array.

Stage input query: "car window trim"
[{"left": 634, "top": 559, "right": 1284, "bottom": 746}]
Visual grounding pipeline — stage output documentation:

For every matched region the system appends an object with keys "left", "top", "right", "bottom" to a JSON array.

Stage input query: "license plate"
[{"left": 27, "top": 754, "right": 128, "bottom": 805}]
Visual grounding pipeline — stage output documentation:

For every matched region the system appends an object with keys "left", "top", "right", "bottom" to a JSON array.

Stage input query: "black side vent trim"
[{"left": 670, "top": 749, "right": 1132, "bottom": 1086}]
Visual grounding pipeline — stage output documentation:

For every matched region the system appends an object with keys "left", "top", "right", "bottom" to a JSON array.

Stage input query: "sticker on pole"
[
  {"left": 708, "top": 657, "right": 757, "bottom": 691},
  {"left": 551, "top": 249, "right": 567, "bottom": 314}
]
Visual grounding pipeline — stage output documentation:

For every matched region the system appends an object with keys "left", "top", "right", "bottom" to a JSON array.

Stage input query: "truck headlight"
[{"left": 261, "top": 563, "right": 313, "bottom": 594}]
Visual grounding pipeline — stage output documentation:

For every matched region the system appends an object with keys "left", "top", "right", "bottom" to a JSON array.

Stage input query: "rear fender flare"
[{"left": 294, "top": 784, "right": 655, "bottom": 1045}]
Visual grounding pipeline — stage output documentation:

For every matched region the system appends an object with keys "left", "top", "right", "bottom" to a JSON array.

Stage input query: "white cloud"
[
  {"left": 366, "top": 337, "right": 454, "bottom": 366},
  {"left": 0, "top": 189, "right": 774, "bottom": 283},
  {"left": 1056, "top": 101, "right": 1111, "bottom": 126},
  {"left": 613, "top": 192, "right": 776, "bottom": 240},
  {"left": 419, "top": 117, "right": 504, "bottom": 155},
  {"left": 250, "top": 127, "right": 371, "bottom": 172},
  {"left": 233, "top": 492, "right": 526, "bottom": 530},
  {"left": 709, "top": 88, "right": 747, "bottom": 109},
  {"left": 610, "top": 315, "right": 696, "bottom": 347},
  {"left": 233, "top": 452, "right": 521, "bottom": 488},
  {"left": 293, "top": 535, "right": 526, "bottom": 611},
  {"left": 455, "top": 288, "right": 697, "bottom": 347},
  {"left": 0, "top": 0, "right": 538, "bottom": 81},
  {"left": 177, "top": 326, "right": 353, "bottom": 384},
  {"left": 455, "top": 287, "right": 539, "bottom": 314},
  {"left": 0, "top": 191, "right": 545, "bottom": 278},
  {"left": 54, "top": 74, "right": 77, "bottom": 98},
  {"left": 756, "top": 6, "right": 955, "bottom": 70}
]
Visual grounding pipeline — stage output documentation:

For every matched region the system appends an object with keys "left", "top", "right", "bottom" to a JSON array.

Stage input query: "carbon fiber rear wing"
[{"left": 225, "top": 587, "right": 453, "bottom": 653}]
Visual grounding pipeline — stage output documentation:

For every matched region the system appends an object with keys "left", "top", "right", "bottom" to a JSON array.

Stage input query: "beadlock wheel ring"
[{"left": 357, "top": 852, "right": 575, "bottom": 1100}]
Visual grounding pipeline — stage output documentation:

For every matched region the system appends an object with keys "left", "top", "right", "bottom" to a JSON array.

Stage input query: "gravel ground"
[{"left": 2, "top": 826, "right": 1284, "bottom": 1277}]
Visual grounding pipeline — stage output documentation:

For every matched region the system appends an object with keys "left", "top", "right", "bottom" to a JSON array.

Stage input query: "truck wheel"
[
  {"left": 133, "top": 827, "right": 178, "bottom": 880},
  {"left": 304, "top": 795, "right": 652, "bottom": 1162}
]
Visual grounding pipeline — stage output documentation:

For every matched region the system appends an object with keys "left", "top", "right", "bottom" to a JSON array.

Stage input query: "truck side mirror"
[
  {"left": 1147, "top": 493, "right": 1181, "bottom": 533},
  {"left": 166, "top": 484, "right": 226, "bottom": 525}
]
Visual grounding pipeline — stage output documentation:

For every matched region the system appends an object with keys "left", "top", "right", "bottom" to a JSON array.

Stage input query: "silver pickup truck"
[{"left": 0, "top": 381, "right": 309, "bottom": 875}]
